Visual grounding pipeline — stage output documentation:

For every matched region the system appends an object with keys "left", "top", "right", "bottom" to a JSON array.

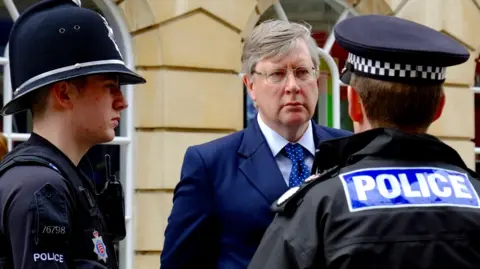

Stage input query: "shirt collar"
[{"left": 257, "top": 113, "right": 316, "bottom": 157}]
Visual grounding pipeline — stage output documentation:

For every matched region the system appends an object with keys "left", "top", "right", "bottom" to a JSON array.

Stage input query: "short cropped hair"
[
  {"left": 241, "top": 19, "right": 319, "bottom": 76},
  {"left": 30, "top": 76, "right": 88, "bottom": 118},
  {"left": 351, "top": 74, "right": 444, "bottom": 129}
]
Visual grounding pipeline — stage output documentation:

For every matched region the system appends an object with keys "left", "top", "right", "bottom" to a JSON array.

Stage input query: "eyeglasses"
[{"left": 252, "top": 66, "right": 318, "bottom": 84}]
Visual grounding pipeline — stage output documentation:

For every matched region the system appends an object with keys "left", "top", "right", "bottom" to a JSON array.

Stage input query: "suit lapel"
[
  {"left": 237, "top": 120, "right": 335, "bottom": 205},
  {"left": 238, "top": 120, "right": 288, "bottom": 206}
]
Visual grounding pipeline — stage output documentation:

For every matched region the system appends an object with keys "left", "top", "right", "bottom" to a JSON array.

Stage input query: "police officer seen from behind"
[
  {"left": 0, "top": 0, "right": 146, "bottom": 268},
  {"left": 248, "top": 14, "right": 480, "bottom": 269}
]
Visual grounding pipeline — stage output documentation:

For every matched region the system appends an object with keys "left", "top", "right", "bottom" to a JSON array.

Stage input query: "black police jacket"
[
  {"left": 248, "top": 128, "right": 480, "bottom": 269},
  {"left": 0, "top": 133, "right": 118, "bottom": 269}
]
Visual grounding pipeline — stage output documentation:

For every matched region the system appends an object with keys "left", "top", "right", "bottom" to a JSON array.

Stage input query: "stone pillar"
[
  {"left": 116, "top": 0, "right": 271, "bottom": 267},
  {"left": 351, "top": 0, "right": 478, "bottom": 169}
]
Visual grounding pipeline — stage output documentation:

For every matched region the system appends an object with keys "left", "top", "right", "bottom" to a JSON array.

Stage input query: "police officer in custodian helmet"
[
  {"left": 248, "top": 14, "right": 480, "bottom": 269},
  {"left": 0, "top": 0, "right": 146, "bottom": 268}
]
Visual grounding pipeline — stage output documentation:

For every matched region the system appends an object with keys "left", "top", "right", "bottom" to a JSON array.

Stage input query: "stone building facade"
[{"left": 114, "top": 0, "right": 479, "bottom": 267}]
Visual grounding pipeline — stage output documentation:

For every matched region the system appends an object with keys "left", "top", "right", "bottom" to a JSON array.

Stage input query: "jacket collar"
[
  {"left": 238, "top": 117, "right": 331, "bottom": 158},
  {"left": 313, "top": 128, "right": 473, "bottom": 175}
]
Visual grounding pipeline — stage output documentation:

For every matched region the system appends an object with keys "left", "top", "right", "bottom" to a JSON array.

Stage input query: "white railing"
[{"left": 1, "top": 1, "right": 135, "bottom": 269}]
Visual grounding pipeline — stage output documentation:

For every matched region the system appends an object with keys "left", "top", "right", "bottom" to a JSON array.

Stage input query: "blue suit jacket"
[{"left": 160, "top": 119, "right": 351, "bottom": 269}]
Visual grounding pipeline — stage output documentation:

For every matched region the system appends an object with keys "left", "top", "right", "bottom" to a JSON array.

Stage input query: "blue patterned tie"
[{"left": 284, "top": 143, "right": 310, "bottom": 187}]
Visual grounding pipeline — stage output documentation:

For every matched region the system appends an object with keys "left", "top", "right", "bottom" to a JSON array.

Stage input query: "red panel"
[
  {"left": 474, "top": 54, "right": 480, "bottom": 147},
  {"left": 475, "top": 94, "right": 480, "bottom": 147}
]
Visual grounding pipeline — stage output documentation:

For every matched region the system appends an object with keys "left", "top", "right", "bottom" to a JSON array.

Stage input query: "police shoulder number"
[{"left": 339, "top": 166, "right": 480, "bottom": 212}]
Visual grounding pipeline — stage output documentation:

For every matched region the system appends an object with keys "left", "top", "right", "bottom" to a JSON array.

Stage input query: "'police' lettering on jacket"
[
  {"left": 33, "top": 253, "right": 64, "bottom": 263},
  {"left": 339, "top": 167, "right": 480, "bottom": 212}
]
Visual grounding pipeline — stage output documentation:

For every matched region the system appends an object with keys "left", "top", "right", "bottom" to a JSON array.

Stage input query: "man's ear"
[
  {"left": 347, "top": 86, "right": 364, "bottom": 123},
  {"left": 50, "top": 81, "right": 75, "bottom": 110},
  {"left": 243, "top": 74, "right": 256, "bottom": 102},
  {"left": 432, "top": 92, "right": 446, "bottom": 122}
]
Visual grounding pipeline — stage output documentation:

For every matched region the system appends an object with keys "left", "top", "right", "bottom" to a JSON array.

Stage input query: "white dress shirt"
[{"left": 257, "top": 113, "right": 315, "bottom": 187}]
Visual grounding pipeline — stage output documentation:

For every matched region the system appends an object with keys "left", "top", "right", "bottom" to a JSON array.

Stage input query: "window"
[
  {"left": 243, "top": 0, "right": 355, "bottom": 131},
  {"left": 1, "top": 1, "right": 135, "bottom": 268}
]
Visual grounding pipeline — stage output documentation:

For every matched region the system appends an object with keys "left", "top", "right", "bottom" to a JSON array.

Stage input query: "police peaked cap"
[
  {"left": 1, "top": 0, "right": 146, "bottom": 116},
  {"left": 334, "top": 14, "right": 470, "bottom": 85}
]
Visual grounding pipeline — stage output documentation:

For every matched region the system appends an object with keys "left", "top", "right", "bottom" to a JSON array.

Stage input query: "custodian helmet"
[{"left": 0, "top": 0, "right": 146, "bottom": 115}]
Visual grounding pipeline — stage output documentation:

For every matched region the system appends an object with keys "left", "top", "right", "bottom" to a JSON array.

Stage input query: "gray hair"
[{"left": 241, "top": 19, "right": 320, "bottom": 76}]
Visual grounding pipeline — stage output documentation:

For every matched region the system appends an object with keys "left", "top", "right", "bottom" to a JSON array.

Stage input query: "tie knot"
[{"left": 283, "top": 143, "right": 304, "bottom": 161}]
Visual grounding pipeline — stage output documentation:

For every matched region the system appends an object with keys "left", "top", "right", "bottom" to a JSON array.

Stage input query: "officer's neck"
[
  {"left": 32, "top": 123, "right": 89, "bottom": 166},
  {"left": 368, "top": 125, "right": 428, "bottom": 135},
  {"left": 358, "top": 119, "right": 428, "bottom": 135}
]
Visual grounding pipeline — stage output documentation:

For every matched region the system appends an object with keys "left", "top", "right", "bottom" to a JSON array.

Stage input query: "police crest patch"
[
  {"left": 92, "top": 230, "right": 108, "bottom": 262},
  {"left": 98, "top": 15, "right": 122, "bottom": 58},
  {"left": 339, "top": 167, "right": 480, "bottom": 212}
]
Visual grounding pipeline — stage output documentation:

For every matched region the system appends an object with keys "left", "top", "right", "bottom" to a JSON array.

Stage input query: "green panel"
[
  {"left": 327, "top": 78, "right": 333, "bottom": 128},
  {"left": 319, "top": 58, "right": 333, "bottom": 127},
  {"left": 320, "top": 58, "right": 354, "bottom": 131}
]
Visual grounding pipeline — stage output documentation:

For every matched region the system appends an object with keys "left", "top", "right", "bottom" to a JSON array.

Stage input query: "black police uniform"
[
  {"left": 0, "top": 133, "right": 118, "bottom": 268},
  {"left": 248, "top": 129, "right": 480, "bottom": 269},
  {"left": 247, "top": 15, "right": 480, "bottom": 269},
  {"left": 0, "top": 0, "right": 146, "bottom": 268}
]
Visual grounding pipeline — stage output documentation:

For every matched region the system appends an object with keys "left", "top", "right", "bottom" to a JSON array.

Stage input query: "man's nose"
[
  {"left": 285, "top": 70, "right": 300, "bottom": 93},
  {"left": 114, "top": 91, "right": 129, "bottom": 110}
]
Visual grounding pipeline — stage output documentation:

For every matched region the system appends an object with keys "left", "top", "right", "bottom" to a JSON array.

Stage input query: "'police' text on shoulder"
[{"left": 339, "top": 167, "right": 480, "bottom": 212}]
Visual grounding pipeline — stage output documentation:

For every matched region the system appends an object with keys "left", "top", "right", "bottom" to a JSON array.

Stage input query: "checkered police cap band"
[{"left": 345, "top": 53, "right": 447, "bottom": 82}]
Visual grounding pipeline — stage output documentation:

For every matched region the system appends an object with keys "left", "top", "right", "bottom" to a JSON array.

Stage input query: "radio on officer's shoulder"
[{"left": 96, "top": 154, "right": 126, "bottom": 243}]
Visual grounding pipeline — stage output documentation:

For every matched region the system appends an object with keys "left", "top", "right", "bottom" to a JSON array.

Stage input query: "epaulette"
[{"left": 271, "top": 165, "right": 341, "bottom": 217}]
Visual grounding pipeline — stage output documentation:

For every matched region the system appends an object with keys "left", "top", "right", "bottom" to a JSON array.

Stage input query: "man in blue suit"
[{"left": 160, "top": 19, "right": 352, "bottom": 269}]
